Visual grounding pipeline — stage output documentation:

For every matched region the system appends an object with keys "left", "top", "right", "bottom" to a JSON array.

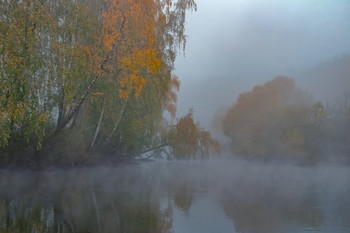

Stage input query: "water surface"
[{"left": 0, "top": 159, "right": 349, "bottom": 233}]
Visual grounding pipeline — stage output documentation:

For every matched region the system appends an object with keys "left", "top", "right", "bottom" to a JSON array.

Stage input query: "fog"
[
  {"left": 175, "top": 0, "right": 350, "bottom": 130},
  {"left": 1, "top": 0, "right": 350, "bottom": 232},
  {"left": 1, "top": 159, "right": 350, "bottom": 232}
]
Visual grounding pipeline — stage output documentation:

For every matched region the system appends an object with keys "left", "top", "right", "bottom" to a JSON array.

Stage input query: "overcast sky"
[{"left": 173, "top": 0, "right": 350, "bottom": 130}]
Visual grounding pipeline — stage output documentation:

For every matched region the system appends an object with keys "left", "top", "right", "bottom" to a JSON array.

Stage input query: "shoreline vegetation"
[
  {"left": 1, "top": 1, "right": 349, "bottom": 169},
  {"left": 220, "top": 77, "right": 350, "bottom": 165},
  {"left": 0, "top": 0, "right": 220, "bottom": 168}
]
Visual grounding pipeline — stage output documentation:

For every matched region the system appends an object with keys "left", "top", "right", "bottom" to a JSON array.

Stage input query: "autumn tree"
[
  {"left": 0, "top": 0, "right": 54, "bottom": 151},
  {"left": 167, "top": 110, "right": 220, "bottom": 159},
  {"left": 63, "top": 0, "right": 198, "bottom": 159},
  {"left": 222, "top": 77, "right": 324, "bottom": 159},
  {"left": 0, "top": 0, "right": 204, "bottom": 165},
  {"left": 73, "top": 0, "right": 196, "bottom": 156},
  {"left": 322, "top": 92, "right": 350, "bottom": 159}
]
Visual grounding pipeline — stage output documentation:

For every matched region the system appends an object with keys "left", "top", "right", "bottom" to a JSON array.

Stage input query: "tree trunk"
[
  {"left": 54, "top": 53, "right": 109, "bottom": 132},
  {"left": 70, "top": 101, "right": 83, "bottom": 129},
  {"left": 56, "top": 87, "right": 66, "bottom": 130},
  {"left": 42, "top": 67, "right": 51, "bottom": 113},
  {"left": 104, "top": 104, "right": 125, "bottom": 145},
  {"left": 42, "top": 34, "right": 52, "bottom": 114},
  {"left": 54, "top": 16, "right": 126, "bottom": 134},
  {"left": 91, "top": 98, "right": 106, "bottom": 148}
]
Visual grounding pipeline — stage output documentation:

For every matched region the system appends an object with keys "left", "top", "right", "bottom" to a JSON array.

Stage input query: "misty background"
[
  {"left": 1, "top": 1, "right": 350, "bottom": 231},
  {"left": 174, "top": 0, "right": 350, "bottom": 135}
]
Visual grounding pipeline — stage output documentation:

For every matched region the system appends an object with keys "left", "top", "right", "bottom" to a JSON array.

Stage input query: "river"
[{"left": 0, "top": 158, "right": 349, "bottom": 233}]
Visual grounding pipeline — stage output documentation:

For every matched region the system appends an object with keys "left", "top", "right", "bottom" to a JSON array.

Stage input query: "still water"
[{"left": 0, "top": 159, "right": 349, "bottom": 233}]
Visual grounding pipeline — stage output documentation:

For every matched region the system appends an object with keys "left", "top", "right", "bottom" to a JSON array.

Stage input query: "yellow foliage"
[
  {"left": 98, "top": 0, "right": 164, "bottom": 100},
  {"left": 223, "top": 77, "right": 314, "bottom": 158},
  {"left": 170, "top": 113, "right": 220, "bottom": 159}
]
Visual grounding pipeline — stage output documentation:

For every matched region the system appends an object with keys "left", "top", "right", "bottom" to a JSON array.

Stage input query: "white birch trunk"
[{"left": 91, "top": 98, "right": 106, "bottom": 148}]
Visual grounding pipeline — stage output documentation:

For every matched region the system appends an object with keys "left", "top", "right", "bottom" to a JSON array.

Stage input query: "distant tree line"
[
  {"left": 222, "top": 77, "right": 350, "bottom": 163},
  {"left": 0, "top": 0, "right": 219, "bottom": 166}
]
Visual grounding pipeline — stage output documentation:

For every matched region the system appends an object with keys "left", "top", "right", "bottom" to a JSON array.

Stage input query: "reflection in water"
[
  {"left": 218, "top": 162, "right": 350, "bottom": 233},
  {"left": 0, "top": 166, "right": 173, "bottom": 233},
  {"left": 0, "top": 159, "right": 349, "bottom": 233},
  {"left": 221, "top": 177, "right": 325, "bottom": 233}
]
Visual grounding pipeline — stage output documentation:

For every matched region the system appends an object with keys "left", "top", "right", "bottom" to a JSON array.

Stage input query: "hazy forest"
[
  {"left": 1, "top": 1, "right": 350, "bottom": 233},
  {"left": 0, "top": 0, "right": 220, "bottom": 167},
  {"left": 221, "top": 76, "right": 350, "bottom": 164},
  {"left": 1, "top": 0, "right": 350, "bottom": 168},
  {"left": 1, "top": 0, "right": 350, "bottom": 169}
]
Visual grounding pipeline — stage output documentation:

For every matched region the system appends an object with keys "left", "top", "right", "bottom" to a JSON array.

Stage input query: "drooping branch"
[{"left": 132, "top": 143, "right": 169, "bottom": 159}]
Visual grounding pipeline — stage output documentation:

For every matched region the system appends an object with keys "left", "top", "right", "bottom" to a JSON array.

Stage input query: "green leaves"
[{"left": 0, "top": 0, "right": 200, "bottom": 163}]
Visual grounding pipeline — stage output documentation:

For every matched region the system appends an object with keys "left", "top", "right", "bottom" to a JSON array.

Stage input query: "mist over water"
[
  {"left": 1, "top": 159, "right": 349, "bottom": 233},
  {"left": 1, "top": 1, "right": 349, "bottom": 232}
]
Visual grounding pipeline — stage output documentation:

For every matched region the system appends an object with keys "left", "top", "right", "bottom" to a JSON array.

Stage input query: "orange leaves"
[
  {"left": 131, "top": 48, "right": 162, "bottom": 75},
  {"left": 140, "top": 49, "right": 162, "bottom": 75},
  {"left": 133, "top": 75, "right": 146, "bottom": 97},
  {"left": 119, "top": 48, "right": 161, "bottom": 75},
  {"left": 99, "top": 0, "right": 164, "bottom": 100},
  {"left": 119, "top": 74, "right": 146, "bottom": 100},
  {"left": 100, "top": 0, "right": 124, "bottom": 52},
  {"left": 165, "top": 75, "right": 180, "bottom": 119},
  {"left": 222, "top": 77, "right": 315, "bottom": 157},
  {"left": 169, "top": 112, "right": 220, "bottom": 159}
]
